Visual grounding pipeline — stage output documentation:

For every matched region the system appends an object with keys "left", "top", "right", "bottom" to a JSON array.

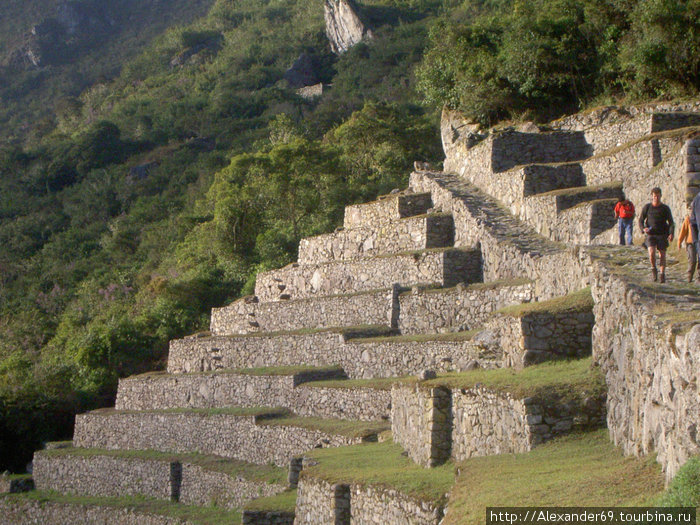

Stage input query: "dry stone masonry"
[{"left": 5, "top": 101, "right": 700, "bottom": 523}]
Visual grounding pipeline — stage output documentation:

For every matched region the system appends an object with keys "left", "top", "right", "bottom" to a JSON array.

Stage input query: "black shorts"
[{"left": 645, "top": 234, "right": 669, "bottom": 251}]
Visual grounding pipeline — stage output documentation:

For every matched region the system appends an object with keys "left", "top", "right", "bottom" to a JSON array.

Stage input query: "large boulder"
[{"left": 324, "top": 0, "right": 373, "bottom": 55}]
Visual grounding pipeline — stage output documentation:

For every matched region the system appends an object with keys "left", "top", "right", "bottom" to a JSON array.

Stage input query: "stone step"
[
  {"left": 398, "top": 279, "right": 534, "bottom": 335},
  {"left": 116, "top": 367, "right": 391, "bottom": 421},
  {"left": 167, "top": 326, "right": 394, "bottom": 375},
  {"left": 343, "top": 191, "right": 432, "bottom": 230},
  {"left": 169, "top": 326, "right": 494, "bottom": 379},
  {"left": 298, "top": 213, "right": 454, "bottom": 264},
  {"left": 32, "top": 447, "right": 287, "bottom": 509},
  {"left": 391, "top": 357, "right": 606, "bottom": 467},
  {"left": 0, "top": 475, "right": 33, "bottom": 495},
  {"left": 73, "top": 408, "right": 388, "bottom": 468},
  {"left": 555, "top": 198, "right": 619, "bottom": 245},
  {"left": 409, "top": 171, "right": 587, "bottom": 300},
  {"left": 255, "top": 247, "right": 482, "bottom": 302},
  {"left": 484, "top": 288, "right": 594, "bottom": 369},
  {"left": 0, "top": 491, "right": 242, "bottom": 524},
  {"left": 295, "top": 441, "right": 450, "bottom": 525},
  {"left": 521, "top": 184, "right": 623, "bottom": 244},
  {"left": 210, "top": 287, "right": 398, "bottom": 335}
]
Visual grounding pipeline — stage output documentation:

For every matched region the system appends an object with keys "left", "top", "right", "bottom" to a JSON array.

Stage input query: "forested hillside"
[{"left": 1, "top": 0, "right": 699, "bottom": 472}]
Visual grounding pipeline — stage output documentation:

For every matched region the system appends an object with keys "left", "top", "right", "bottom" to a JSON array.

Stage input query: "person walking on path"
[
  {"left": 678, "top": 204, "right": 699, "bottom": 282},
  {"left": 690, "top": 190, "right": 700, "bottom": 283},
  {"left": 614, "top": 196, "right": 635, "bottom": 245},
  {"left": 639, "top": 187, "right": 674, "bottom": 283}
]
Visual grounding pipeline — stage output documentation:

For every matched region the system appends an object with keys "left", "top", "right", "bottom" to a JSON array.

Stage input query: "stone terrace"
[{"left": 6, "top": 105, "right": 700, "bottom": 524}]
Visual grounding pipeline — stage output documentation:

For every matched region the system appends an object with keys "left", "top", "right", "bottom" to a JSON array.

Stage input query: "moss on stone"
[
  {"left": 537, "top": 182, "right": 621, "bottom": 199},
  {"left": 257, "top": 416, "right": 389, "bottom": 439},
  {"left": 302, "top": 440, "right": 455, "bottom": 504},
  {"left": 407, "top": 357, "right": 606, "bottom": 406},
  {"left": 443, "top": 429, "right": 665, "bottom": 524},
  {"left": 0, "top": 491, "right": 243, "bottom": 524},
  {"left": 301, "top": 377, "right": 403, "bottom": 391},
  {"left": 399, "top": 278, "right": 532, "bottom": 296},
  {"left": 495, "top": 288, "right": 593, "bottom": 317},
  {"left": 351, "top": 330, "right": 476, "bottom": 344},
  {"left": 243, "top": 489, "right": 297, "bottom": 513}
]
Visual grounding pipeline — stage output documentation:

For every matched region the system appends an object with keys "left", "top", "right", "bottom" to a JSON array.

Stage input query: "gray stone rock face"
[{"left": 324, "top": 0, "right": 373, "bottom": 55}]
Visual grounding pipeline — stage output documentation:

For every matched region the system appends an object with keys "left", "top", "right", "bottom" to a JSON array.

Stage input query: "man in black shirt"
[{"left": 639, "top": 187, "right": 675, "bottom": 283}]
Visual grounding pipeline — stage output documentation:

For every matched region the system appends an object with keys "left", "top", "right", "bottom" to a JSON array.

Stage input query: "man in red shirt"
[{"left": 614, "top": 196, "right": 635, "bottom": 245}]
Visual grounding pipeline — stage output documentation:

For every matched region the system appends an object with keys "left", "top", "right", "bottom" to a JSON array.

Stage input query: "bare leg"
[{"left": 648, "top": 246, "right": 657, "bottom": 268}]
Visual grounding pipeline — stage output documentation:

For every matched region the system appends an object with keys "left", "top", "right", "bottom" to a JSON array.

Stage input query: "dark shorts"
[{"left": 645, "top": 234, "right": 669, "bottom": 251}]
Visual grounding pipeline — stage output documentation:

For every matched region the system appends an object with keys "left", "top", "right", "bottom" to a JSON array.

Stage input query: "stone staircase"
[{"left": 3, "top": 106, "right": 699, "bottom": 524}]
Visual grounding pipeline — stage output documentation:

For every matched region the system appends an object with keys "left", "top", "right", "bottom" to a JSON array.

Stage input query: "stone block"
[
  {"left": 298, "top": 214, "right": 454, "bottom": 264},
  {"left": 343, "top": 192, "right": 432, "bottom": 229}
]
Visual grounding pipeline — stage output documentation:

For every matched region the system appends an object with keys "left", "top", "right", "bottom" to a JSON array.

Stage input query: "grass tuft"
[
  {"left": 495, "top": 288, "right": 592, "bottom": 317},
  {"left": 243, "top": 489, "right": 297, "bottom": 513},
  {"left": 302, "top": 440, "right": 455, "bottom": 504},
  {"left": 442, "top": 430, "right": 666, "bottom": 525}
]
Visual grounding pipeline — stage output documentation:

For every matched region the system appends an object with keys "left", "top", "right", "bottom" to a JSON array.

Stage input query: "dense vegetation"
[
  {"left": 0, "top": 0, "right": 442, "bottom": 470},
  {"left": 1, "top": 0, "right": 699, "bottom": 472},
  {"left": 418, "top": 0, "right": 700, "bottom": 125}
]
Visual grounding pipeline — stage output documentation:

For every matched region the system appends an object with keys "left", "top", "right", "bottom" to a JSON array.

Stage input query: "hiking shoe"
[
  {"left": 659, "top": 273, "right": 665, "bottom": 284},
  {"left": 652, "top": 268, "right": 658, "bottom": 282}
]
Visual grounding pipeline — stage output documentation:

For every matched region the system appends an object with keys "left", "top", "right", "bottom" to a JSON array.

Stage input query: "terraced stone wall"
[
  {"left": 293, "top": 386, "right": 391, "bottom": 421},
  {"left": 209, "top": 287, "right": 396, "bottom": 336},
  {"left": 74, "top": 411, "right": 365, "bottom": 468},
  {"left": 398, "top": 281, "right": 534, "bottom": 334},
  {"left": 294, "top": 477, "right": 350, "bottom": 525},
  {"left": 589, "top": 253, "right": 700, "bottom": 481},
  {"left": 582, "top": 135, "right": 687, "bottom": 235},
  {"left": 491, "top": 309, "right": 594, "bottom": 369},
  {"left": 391, "top": 384, "right": 451, "bottom": 467},
  {"left": 350, "top": 483, "right": 443, "bottom": 525},
  {"left": 169, "top": 329, "right": 496, "bottom": 379},
  {"left": 0, "top": 500, "right": 189, "bottom": 525},
  {"left": 552, "top": 103, "right": 700, "bottom": 153},
  {"left": 254, "top": 248, "right": 482, "bottom": 302},
  {"left": 178, "top": 462, "right": 285, "bottom": 509},
  {"left": 0, "top": 477, "right": 32, "bottom": 494},
  {"left": 298, "top": 214, "right": 454, "bottom": 264},
  {"left": 343, "top": 193, "right": 432, "bottom": 229},
  {"left": 391, "top": 384, "right": 606, "bottom": 467},
  {"left": 553, "top": 200, "right": 618, "bottom": 245},
  {"left": 410, "top": 172, "right": 590, "bottom": 300},
  {"left": 116, "top": 372, "right": 391, "bottom": 421},
  {"left": 33, "top": 453, "right": 174, "bottom": 500}
]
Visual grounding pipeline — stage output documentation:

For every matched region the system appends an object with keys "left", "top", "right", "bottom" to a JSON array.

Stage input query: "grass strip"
[
  {"left": 351, "top": 330, "right": 476, "bottom": 344},
  {"left": 443, "top": 429, "right": 665, "bottom": 525},
  {"left": 234, "top": 365, "right": 344, "bottom": 376},
  {"left": 243, "top": 489, "right": 297, "bottom": 514},
  {"left": 88, "top": 406, "right": 289, "bottom": 417},
  {"left": 0, "top": 491, "right": 242, "bottom": 525},
  {"left": 302, "top": 440, "right": 455, "bottom": 504},
  {"left": 301, "top": 376, "right": 402, "bottom": 391},
  {"left": 536, "top": 181, "right": 621, "bottom": 198},
  {"left": 37, "top": 448, "right": 287, "bottom": 485},
  {"left": 399, "top": 278, "right": 532, "bottom": 296},
  {"left": 408, "top": 357, "right": 605, "bottom": 405},
  {"left": 257, "top": 416, "right": 389, "bottom": 439},
  {"left": 495, "top": 288, "right": 592, "bottom": 317}
]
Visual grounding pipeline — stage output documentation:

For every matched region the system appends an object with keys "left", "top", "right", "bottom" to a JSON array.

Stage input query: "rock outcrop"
[
  {"left": 324, "top": 0, "right": 373, "bottom": 55},
  {"left": 284, "top": 53, "right": 319, "bottom": 89}
]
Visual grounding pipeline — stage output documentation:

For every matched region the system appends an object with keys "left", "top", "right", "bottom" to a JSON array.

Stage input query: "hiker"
[
  {"left": 678, "top": 203, "right": 699, "bottom": 283},
  {"left": 639, "top": 187, "right": 674, "bottom": 283},
  {"left": 613, "top": 196, "right": 635, "bottom": 245},
  {"left": 690, "top": 190, "right": 700, "bottom": 283}
]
